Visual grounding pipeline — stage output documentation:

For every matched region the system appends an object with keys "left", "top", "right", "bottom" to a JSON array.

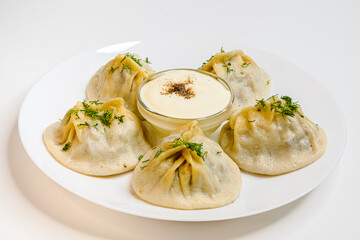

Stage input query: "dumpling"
[
  {"left": 131, "top": 121, "right": 242, "bottom": 210},
  {"left": 43, "top": 98, "right": 151, "bottom": 176},
  {"left": 200, "top": 49, "right": 271, "bottom": 111},
  {"left": 219, "top": 95, "right": 327, "bottom": 175},
  {"left": 86, "top": 53, "right": 154, "bottom": 116}
]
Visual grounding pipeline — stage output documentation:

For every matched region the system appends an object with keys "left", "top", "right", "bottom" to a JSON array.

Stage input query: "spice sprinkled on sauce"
[
  {"left": 140, "top": 70, "right": 231, "bottom": 119},
  {"left": 161, "top": 77, "right": 195, "bottom": 99}
]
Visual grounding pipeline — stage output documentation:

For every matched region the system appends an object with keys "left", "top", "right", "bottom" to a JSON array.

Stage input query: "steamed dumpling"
[
  {"left": 201, "top": 49, "right": 271, "bottom": 111},
  {"left": 219, "top": 95, "right": 327, "bottom": 175},
  {"left": 86, "top": 53, "right": 154, "bottom": 116},
  {"left": 131, "top": 121, "right": 242, "bottom": 210},
  {"left": 44, "top": 98, "right": 151, "bottom": 176}
]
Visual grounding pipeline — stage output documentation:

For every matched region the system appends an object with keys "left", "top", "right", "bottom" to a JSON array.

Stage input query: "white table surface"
[{"left": 1, "top": 0, "right": 359, "bottom": 239}]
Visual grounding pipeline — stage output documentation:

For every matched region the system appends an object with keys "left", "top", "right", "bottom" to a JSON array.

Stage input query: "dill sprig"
[
  {"left": 114, "top": 115, "right": 124, "bottom": 124},
  {"left": 109, "top": 66, "right": 119, "bottom": 73},
  {"left": 62, "top": 142, "right": 71, "bottom": 151},
  {"left": 202, "top": 55, "right": 214, "bottom": 66},
  {"left": 89, "top": 100, "right": 103, "bottom": 105},
  {"left": 277, "top": 96, "right": 304, "bottom": 118},
  {"left": 170, "top": 138, "right": 208, "bottom": 161},
  {"left": 255, "top": 98, "right": 268, "bottom": 111},
  {"left": 202, "top": 48, "right": 225, "bottom": 66},
  {"left": 223, "top": 62, "right": 234, "bottom": 74},
  {"left": 82, "top": 101, "right": 90, "bottom": 109},
  {"left": 255, "top": 95, "right": 304, "bottom": 118},
  {"left": 241, "top": 62, "right": 251, "bottom": 68},
  {"left": 121, "top": 64, "right": 132, "bottom": 73},
  {"left": 145, "top": 57, "right": 151, "bottom": 64},
  {"left": 126, "top": 54, "right": 142, "bottom": 67},
  {"left": 97, "top": 109, "right": 114, "bottom": 127},
  {"left": 154, "top": 149, "right": 164, "bottom": 158},
  {"left": 68, "top": 100, "right": 125, "bottom": 128},
  {"left": 120, "top": 55, "right": 127, "bottom": 63},
  {"left": 77, "top": 122, "right": 90, "bottom": 127},
  {"left": 138, "top": 155, "right": 144, "bottom": 160},
  {"left": 69, "top": 109, "right": 80, "bottom": 120}
]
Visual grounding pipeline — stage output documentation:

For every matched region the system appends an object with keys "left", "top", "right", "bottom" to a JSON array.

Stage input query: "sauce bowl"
[{"left": 137, "top": 68, "right": 234, "bottom": 142}]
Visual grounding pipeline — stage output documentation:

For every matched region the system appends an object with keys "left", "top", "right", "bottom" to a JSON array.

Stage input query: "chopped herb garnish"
[
  {"left": 82, "top": 101, "right": 90, "bottom": 109},
  {"left": 170, "top": 138, "right": 207, "bottom": 161},
  {"left": 223, "top": 63, "right": 234, "bottom": 74},
  {"left": 241, "top": 62, "right": 251, "bottom": 68},
  {"left": 138, "top": 155, "right": 144, "bottom": 160},
  {"left": 269, "top": 94, "right": 279, "bottom": 101},
  {"left": 248, "top": 120, "right": 256, "bottom": 122},
  {"left": 240, "top": 72, "right": 244, "bottom": 75},
  {"left": 62, "top": 142, "right": 71, "bottom": 151},
  {"left": 140, "top": 165, "right": 147, "bottom": 170},
  {"left": 114, "top": 115, "right": 124, "bottom": 124},
  {"left": 102, "top": 109, "right": 113, "bottom": 118},
  {"left": 280, "top": 96, "right": 293, "bottom": 104},
  {"left": 202, "top": 55, "right": 214, "bottom": 66},
  {"left": 89, "top": 100, "right": 103, "bottom": 105},
  {"left": 255, "top": 98, "right": 268, "bottom": 111},
  {"left": 69, "top": 100, "right": 125, "bottom": 128},
  {"left": 89, "top": 109, "right": 113, "bottom": 127},
  {"left": 154, "top": 149, "right": 164, "bottom": 158},
  {"left": 279, "top": 95, "right": 304, "bottom": 118},
  {"left": 126, "top": 54, "right": 142, "bottom": 67},
  {"left": 152, "top": 146, "right": 156, "bottom": 150},
  {"left": 92, "top": 123, "right": 98, "bottom": 130},
  {"left": 69, "top": 109, "right": 80, "bottom": 119},
  {"left": 81, "top": 108, "right": 97, "bottom": 118},
  {"left": 109, "top": 66, "right": 119, "bottom": 73},
  {"left": 142, "top": 159, "right": 150, "bottom": 163},
  {"left": 121, "top": 64, "right": 132, "bottom": 73},
  {"left": 216, "top": 151, "right": 222, "bottom": 155},
  {"left": 220, "top": 47, "right": 225, "bottom": 53},
  {"left": 267, "top": 80, "right": 271, "bottom": 85},
  {"left": 77, "top": 121, "right": 90, "bottom": 127},
  {"left": 120, "top": 55, "right": 127, "bottom": 63},
  {"left": 256, "top": 95, "right": 304, "bottom": 118},
  {"left": 145, "top": 57, "right": 151, "bottom": 64}
]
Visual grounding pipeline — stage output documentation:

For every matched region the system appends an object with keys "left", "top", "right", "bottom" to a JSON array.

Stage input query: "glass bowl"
[{"left": 137, "top": 68, "right": 234, "bottom": 142}]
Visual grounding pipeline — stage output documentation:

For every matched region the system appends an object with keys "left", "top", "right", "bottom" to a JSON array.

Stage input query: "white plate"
[{"left": 18, "top": 36, "right": 346, "bottom": 221}]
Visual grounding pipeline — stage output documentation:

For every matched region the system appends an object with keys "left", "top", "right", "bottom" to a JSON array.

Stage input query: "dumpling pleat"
[
  {"left": 160, "top": 156, "right": 185, "bottom": 192},
  {"left": 185, "top": 150, "right": 220, "bottom": 196},
  {"left": 179, "top": 161, "right": 192, "bottom": 197}
]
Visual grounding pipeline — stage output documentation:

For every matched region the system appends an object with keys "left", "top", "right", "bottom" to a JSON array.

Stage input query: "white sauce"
[{"left": 140, "top": 70, "right": 231, "bottom": 119}]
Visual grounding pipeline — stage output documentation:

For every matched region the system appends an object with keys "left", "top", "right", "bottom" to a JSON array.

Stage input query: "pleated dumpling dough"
[
  {"left": 219, "top": 95, "right": 327, "bottom": 175},
  {"left": 86, "top": 53, "right": 154, "bottom": 116},
  {"left": 131, "top": 121, "right": 242, "bottom": 210},
  {"left": 44, "top": 98, "right": 151, "bottom": 176},
  {"left": 201, "top": 49, "right": 271, "bottom": 111}
]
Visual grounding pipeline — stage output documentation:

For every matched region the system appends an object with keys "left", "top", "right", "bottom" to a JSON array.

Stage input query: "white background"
[{"left": 1, "top": 0, "right": 359, "bottom": 239}]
